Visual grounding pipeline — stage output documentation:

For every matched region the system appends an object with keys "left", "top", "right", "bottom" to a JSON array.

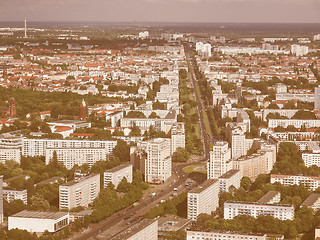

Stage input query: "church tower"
[
  {"left": 80, "top": 99, "right": 87, "bottom": 121},
  {"left": 9, "top": 98, "right": 16, "bottom": 118}
]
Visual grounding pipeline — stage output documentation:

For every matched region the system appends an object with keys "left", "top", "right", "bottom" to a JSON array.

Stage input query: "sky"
[{"left": 0, "top": 0, "right": 320, "bottom": 23}]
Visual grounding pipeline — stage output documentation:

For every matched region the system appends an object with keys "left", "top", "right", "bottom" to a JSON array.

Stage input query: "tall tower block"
[
  {"left": 80, "top": 99, "right": 87, "bottom": 121},
  {"left": 9, "top": 98, "right": 16, "bottom": 118},
  {"left": 24, "top": 18, "right": 27, "bottom": 38}
]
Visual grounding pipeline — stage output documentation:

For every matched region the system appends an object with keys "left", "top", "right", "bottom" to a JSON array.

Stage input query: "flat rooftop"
[
  {"left": 105, "top": 163, "right": 132, "bottom": 173},
  {"left": 219, "top": 170, "right": 240, "bottom": 179},
  {"left": 187, "top": 228, "right": 266, "bottom": 236},
  {"left": 60, "top": 173, "right": 99, "bottom": 187},
  {"left": 225, "top": 200, "right": 293, "bottom": 208},
  {"left": 189, "top": 179, "right": 218, "bottom": 194},
  {"left": 10, "top": 210, "right": 68, "bottom": 220},
  {"left": 110, "top": 219, "right": 157, "bottom": 240}
]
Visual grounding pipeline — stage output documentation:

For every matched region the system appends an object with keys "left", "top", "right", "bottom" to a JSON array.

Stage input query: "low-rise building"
[
  {"left": 257, "top": 191, "right": 281, "bottom": 204},
  {"left": 302, "top": 152, "right": 320, "bottom": 168},
  {"left": 104, "top": 164, "right": 133, "bottom": 188},
  {"left": 224, "top": 201, "right": 294, "bottom": 220},
  {"left": 301, "top": 193, "right": 320, "bottom": 212},
  {"left": 270, "top": 174, "right": 320, "bottom": 191},
  {"left": 0, "top": 148, "right": 21, "bottom": 164},
  {"left": 8, "top": 210, "right": 69, "bottom": 233},
  {"left": 186, "top": 229, "right": 267, "bottom": 240},
  {"left": 187, "top": 179, "right": 219, "bottom": 221},
  {"left": 218, "top": 169, "right": 241, "bottom": 192},
  {"left": 110, "top": 219, "right": 158, "bottom": 240}
]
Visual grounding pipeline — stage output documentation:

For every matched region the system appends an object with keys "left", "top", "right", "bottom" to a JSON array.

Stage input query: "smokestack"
[{"left": 24, "top": 18, "right": 27, "bottom": 38}]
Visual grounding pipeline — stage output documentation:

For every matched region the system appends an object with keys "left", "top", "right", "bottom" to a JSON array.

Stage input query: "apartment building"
[
  {"left": 134, "top": 138, "right": 172, "bottom": 183},
  {"left": 291, "top": 44, "right": 309, "bottom": 56},
  {"left": 22, "top": 138, "right": 116, "bottom": 157},
  {"left": 301, "top": 193, "right": 320, "bottom": 211},
  {"left": 315, "top": 86, "right": 320, "bottom": 111},
  {"left": 187, "top": 179, "right": 219, "bottom": 221},
  {"left": 270, "top": 174, "right": 320, "bottom": 191},
  {"left": 257, "top": 191, "right": 281, "bottom": 204},
  {"left": 0, "top": 176, "right": 3, "bottom": 224},
  {"left": 207, "top": 141, "right": 232, "bottom": 179},
  {"left": 233, "top": 151, "right": 268, "bottom": 181},
  {"left": 120, "top": 117, "right": 176, "bottom": 133},
  {"left": 170, "top": 122, "right": 185, "bottom": 155},
  {"left": 104, "top": 163, "right": 132, "bottom": 188},
  {"left": 0, "top": 148, "right": 20, "bottom": 164},
  {"left": 186, "top": 229, "right": 267, "bottom": 240},
  {"left": 302, "top": 152, "right": 320, "bottom": 167},
  {"left": 218, "top": 170, "right": 241, "bottom": 192},
  {"left": 3, "top": 189, "right": 27, "bottom": 205},
  {"left": 224, "top": 201, "right": 294, "bottom": 220},
  {"left": 261, "top": 109, "right": 298, "bottom": 121},
  {"left": 268, "top": 119, "right": 320, "bottom": 129},
  {"left": 45, "top": 147, "right": 106, "bottom": 170},
  {"left": 110, "top": 219, "right": 158, "bottom": 240},
  {"left": 275, "top": 93, "right": 313, "bottom": 102},
  {"left": 59, "top": 173, "right": 100, "bottom": 210}
]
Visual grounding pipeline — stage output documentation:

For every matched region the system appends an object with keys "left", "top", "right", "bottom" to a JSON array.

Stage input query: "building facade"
[
  {"left": 218, "top": 170, "right": 241, "bottom": 192},
  {"left": 170, "top": 122, "right": 185, "bottom": 155},
  {"left": 187, "top": 179, "right": 219, "bottom": 221},
  {"left": 3, "top": 189, "right": 27, "bottom": 205},
  {"left": 270, "top": 174, "right": 320, "bottom": 191},
  {"left": 104, "top": 164, "right": 133, "bottom": 188},
  {"left": 186, "top": 229, "right": 266, "bottom": 240}
]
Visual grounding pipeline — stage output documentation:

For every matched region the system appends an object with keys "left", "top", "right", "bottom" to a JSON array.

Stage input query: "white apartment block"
[
  {"left": 110, "top": 219, "right": 158, "bottom": 240},
  {"left": 275, "top": 93, "right": 314, "bottom": 102},
  {"left": 0, "top": 148, "right": 20, "bottom": 164},
  {"left": 120, "top": 118, "right": 176, "bottom": 133},
  {"left": 137, "top": 138, "right": 172, "bottom": 183},
  {"left": 261, "top": 109, "right": 298, "bottom": 121},
  {"left": 186, "top": 229, "right": 267, "bottom": 240},
  {"left": 59, "top": 173, "right": 100, "bottom": 210},
  {"left": 187, "top": 179, "right": 219, "bottom": 221},
  {"left": 270, "top": 174, "right": 320, "bottom": 191},
  {"left": 45, "top": 148, "right": 106, "bottom": 170},
  {"left": 233, "top": 151, "right": 269, "bottom": 181},
  {"left": 170, "top": 122, "right": 185, "bottom": 155},
  {"left": 3, "top": 189, "right": 27, "bottom": 205},
  {"left": 314, "top": 34, "right": 320, "bottom": 41},
  {"left": 268, "top": 119, "right": 320, "bottom": 129},
  {"left": 291, "top": 44, "right": 309, "bottom": 56},
  {"left": 224, "top": 201, "right": 294, "bottom": 221},
  {"left": 302, "top": 152, "right": 320, "bottom": 167},
  {"left": 218, "top": 170, "right": 241, "bottom": 192},
  {"left": 8, "top": 210, "right": 69, "bottom": 233},
  {"left": 104, "top": 163, "right": 132, "bottom": 188},
  {"left": 22, "top": 138, "right": 116, "bottom": 157},
  {"left": 207, "top": 141, "right": 232, "bottom": 179}
]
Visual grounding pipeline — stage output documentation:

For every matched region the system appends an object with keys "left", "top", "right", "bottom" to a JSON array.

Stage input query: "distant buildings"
[
  {"left": 224, "top": 201, "right": 294, "bottom": 221},
  {"left": 138, "top": 31, "right": 149, "bottom": 39},
  {"left": 291, "top": 44, "right": 309, "bottom": 56},
  {"left": 270, "top": 174, "right": 320, "bottom": 191},
  {"left": 59, "top": 173, "right": 100, "bottom": 210},
  {"left": 314, "top": 34, "right": 320, "bottom": 41},
  {"left": 110, "top": 219, "right": 158, "bottom": 240},
  {"left": 104, "top": 163, "right": 133, "bottom": 189},
  {"left": 8, "top": 210, "right": 69, "bottom": 233},
  {"left": 170, "top": 122, "right": 185, "bottom": 155},
  {"left": 196, "top": 42, "right": 212, "bottom": 57},
  {"left": 187, "top": 179, "right": 219, "bottom": 221},
  {"left": 268, "top": 119, "right": 320, "bottom": 129}
]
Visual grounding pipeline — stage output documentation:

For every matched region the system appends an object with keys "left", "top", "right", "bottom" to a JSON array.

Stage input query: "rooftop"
[
  {"left": 301, "top": 193, "right": 320, "bottom": 207},
  {"left": 219, "top": 170, "right": 240, "bottom": 179},
  {"left": 189, "top": 179, "right": 218, "bottom": 194},
  {"left": 110, "top": 219, "right": 157, "bottom": 240},
  {"left": 105, "top": 163, "right": 132, "bottom": 173},
  {"left": 225, "top": 200, "right": 293, "bottom": 208},
  {"left": 60, "top": 173, "right": 99, "bottom": 187},
  {"left": 10, "top": 210, "right": 68, "bottom": 220},
  {"left": 257, "top": 191, "right": 280, "bottom": 204}
]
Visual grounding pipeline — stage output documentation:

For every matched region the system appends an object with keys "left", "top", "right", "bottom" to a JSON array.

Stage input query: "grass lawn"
[
  {"left": 182, "top": 164, "right": 207, "bottom": 174},
  {"left": 202, "top": 110, "right": 213, "bottom": 138}
]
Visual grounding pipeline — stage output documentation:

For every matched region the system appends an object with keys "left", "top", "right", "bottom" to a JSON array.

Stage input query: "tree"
[
  {"left": 149, "top": 112, "right": 160, "bottom": 119},
  {"left": 152, "top": 101, "right": 166, "bottom": 110},
  {"left": 116, "top": 177, "right": 131, "bottom": 193},
  {"left": 283, "top": 100, "right": 296, "bottom": 109},
  {"left": 113, "top": 140, "right": 130, "bottom": 162},
  {"left": 240, "top": 177, "right": 252, "bottom": 191},
  {"left": 172, "top": 148, "right": 190, "bottom": 163},
  {"left": 30, "top": 194, "right": 50, "bottom": 211},
  {"left": 129, "top": 125, "right": 141, "bottom": 136}
]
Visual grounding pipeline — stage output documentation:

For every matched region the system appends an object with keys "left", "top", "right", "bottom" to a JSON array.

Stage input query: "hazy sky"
[{"left": 0, "top": 0, "right": 320, "bottom": 23}]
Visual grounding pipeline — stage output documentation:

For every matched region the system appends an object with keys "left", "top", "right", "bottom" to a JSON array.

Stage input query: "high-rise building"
[
  {"left": 291, "top": 44, "right": 309, "bottom": 56},
  {"left": 59, "top": 173, "right": 100, "bottom": 210},
  {"left": 80, "top": 99, "right": 87, "bottom": 121},
  {"left": 104, "top": 163, "right": 133, "bottom": 188},
  {"left": 187, "top": 179, "right": 219, "bottom": 221},
  {"left": 170, "top": 122, "right": 185, "bottom": 155},
  {"left": 133, "top": 138, "right": 172, "bottom": 183},
  {"left": 207, "top": 141, "right": 232, "bottom": 179},
  {"left": 9, "top": 98, "right": 16, "bottom": 118},
  {"left": 218, "top": 170, "right": 241, "bottom": 192}
]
